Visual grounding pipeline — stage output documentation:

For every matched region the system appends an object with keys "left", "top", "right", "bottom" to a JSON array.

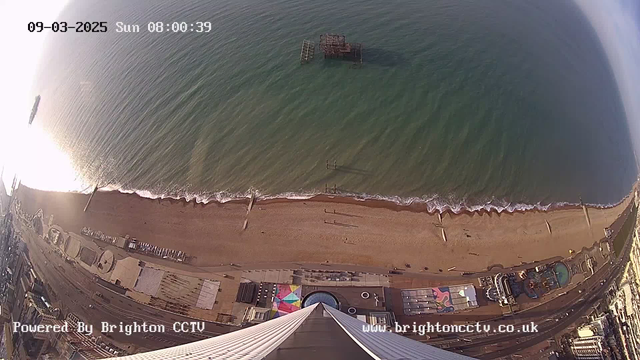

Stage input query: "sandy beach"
[{"left": 15, "top": 185, "right": 632, "bottom": 273}]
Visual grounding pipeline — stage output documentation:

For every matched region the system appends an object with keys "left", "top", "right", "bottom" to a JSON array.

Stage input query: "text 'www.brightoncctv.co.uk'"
[{"left": 363, "top": 322, "right": 539, "bottom": 336}]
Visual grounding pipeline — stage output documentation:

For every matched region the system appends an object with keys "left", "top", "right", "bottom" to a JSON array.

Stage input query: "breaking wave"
[{"left": 99, "top": 184, "right": 624, "bottom": 214}]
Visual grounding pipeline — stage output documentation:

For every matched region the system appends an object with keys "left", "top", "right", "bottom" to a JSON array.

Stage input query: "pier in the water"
[
  {"left": 299, "top": 34, "right": 363, "bottom": 65},
  {"left": 319, "top": 34, "right": 363, "bottom": 64}
]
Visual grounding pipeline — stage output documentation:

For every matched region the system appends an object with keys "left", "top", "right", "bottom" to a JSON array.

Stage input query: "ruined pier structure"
[
  {"left": 319, "top": 34, "right": 363, "bottom": 63},
  {"left": 300, "top": 34, "right": 363, "bottom": 65}
]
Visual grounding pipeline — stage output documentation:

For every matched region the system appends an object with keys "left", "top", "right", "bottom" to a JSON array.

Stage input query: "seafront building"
[
  {"left": 570, "top": 336, "right": 609, "bottom": 359},
  {"left": 2, "top": 179, "right": 638, "bottom": 358},
  {"left": 567, "top": 191, "right": 640, "bottom": 360},
  {"left": 604, "top": 202, "right": 640, "bottom": 360},
  {"left": 569, "top": 314, "right": 618, "bottom": 360},
  {"left": 0, "top": 204, "right": 127, "bottom": 359},
  {"left": 401, "top": 284, "right": 478, "bottom": 315},
  {"left": 5, "top": 199, "right": 607, "bottom": 357}
]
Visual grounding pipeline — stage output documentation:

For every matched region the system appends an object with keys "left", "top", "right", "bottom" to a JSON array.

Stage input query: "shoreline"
[
  {"left": 92, "top": 185, "right": 627, "bottom": 216},
  {"left": 255, "top": 193, "right": 623, "bottom": 216},
  {"left": 14, "top": 184, "right": 634, "bottom": 273}
]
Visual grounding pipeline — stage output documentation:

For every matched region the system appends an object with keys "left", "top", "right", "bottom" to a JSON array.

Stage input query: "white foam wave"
[{"left": 96, "top": 185, "right": 623, "bottom": 214}]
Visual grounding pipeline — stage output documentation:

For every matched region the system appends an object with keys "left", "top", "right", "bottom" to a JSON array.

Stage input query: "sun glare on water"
[
  {"left": 5, "top": 125, "right": 89, "bottom": 193},
  {"left": 0, "top": 0, "right": 81, "bottom": 194},
  {"left": 0, "top": 0, "right": 638, "bottom": 196}
]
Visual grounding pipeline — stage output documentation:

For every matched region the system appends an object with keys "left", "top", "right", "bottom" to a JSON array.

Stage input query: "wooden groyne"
[{"left": 83, "top": 184, "right": 99, "bottom": 212}]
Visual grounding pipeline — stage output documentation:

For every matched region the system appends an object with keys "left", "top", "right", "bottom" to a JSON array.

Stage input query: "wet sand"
[{"left": 15, "top": 185, "right": 632, "bottom": 273}]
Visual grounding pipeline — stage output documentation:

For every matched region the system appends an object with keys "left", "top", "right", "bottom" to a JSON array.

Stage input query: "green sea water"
[{"left": 32, "top": 0, "right": 637, "bottom": 210}]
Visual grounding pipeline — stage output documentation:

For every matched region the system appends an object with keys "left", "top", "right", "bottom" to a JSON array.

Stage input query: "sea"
[{"left": 30, "top": 0, "right": 638, "bottom": 212}]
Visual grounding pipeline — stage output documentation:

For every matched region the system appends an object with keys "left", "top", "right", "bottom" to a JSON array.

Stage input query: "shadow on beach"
[
  {"left": 330, "top": 221, "right": 358, "bottom": 228},
  {"left": 324, "top": 220, "right": 358, "bottom": 228},
  {"left": 334, "top": 211, "right": 362, "bottom": 218},
  {"left": 324, "top": 209, "right": 363, "bottom": 218}
]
